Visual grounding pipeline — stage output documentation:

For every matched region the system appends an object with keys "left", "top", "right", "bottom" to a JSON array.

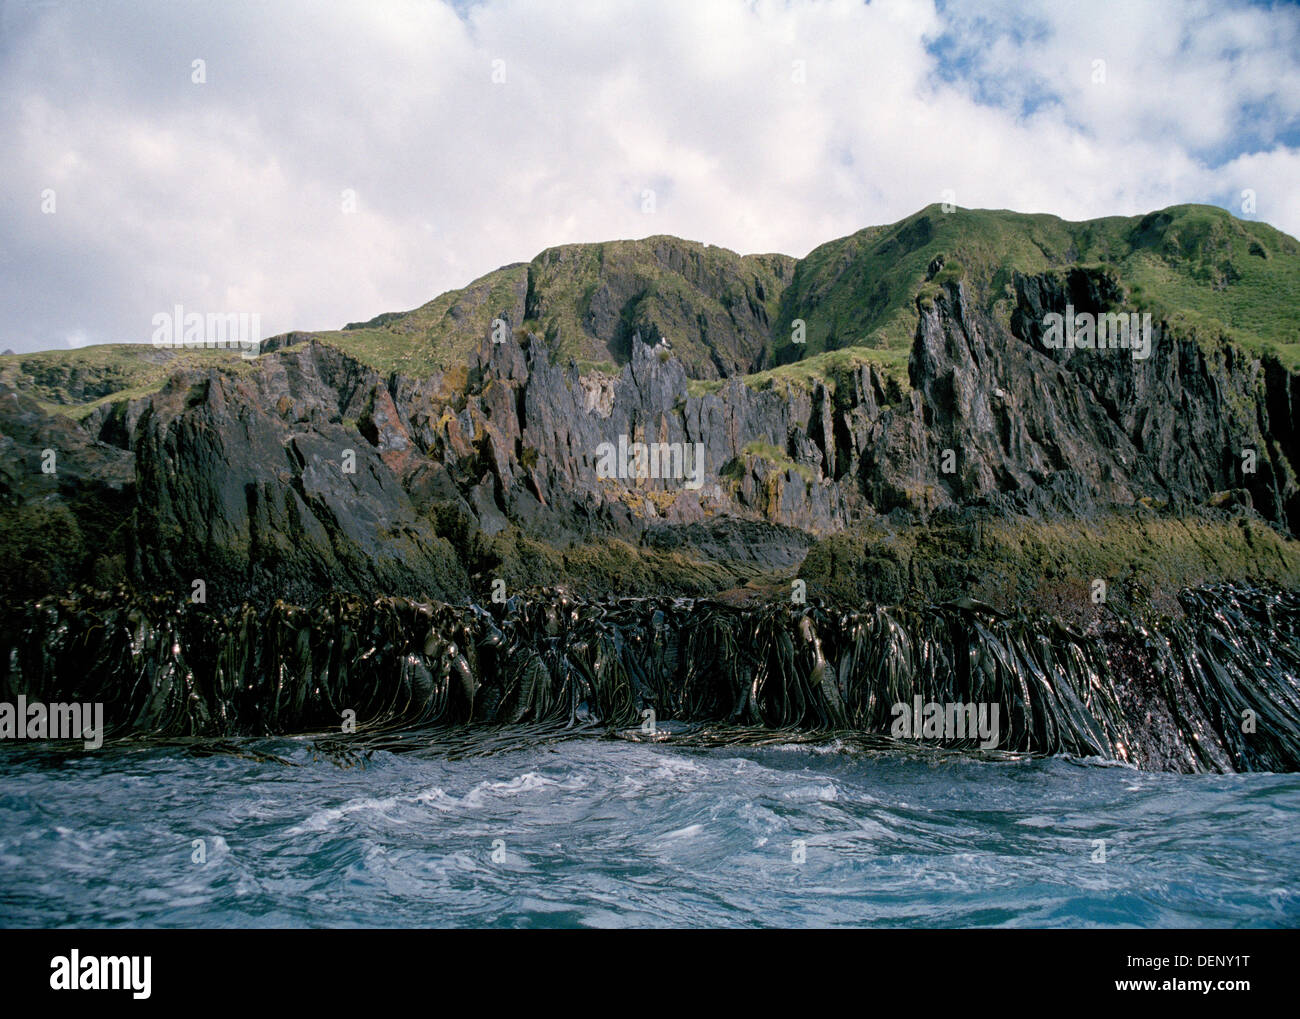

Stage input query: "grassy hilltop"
[{"left": 5, "top": 202, "right": 1299, "bottom": 420}]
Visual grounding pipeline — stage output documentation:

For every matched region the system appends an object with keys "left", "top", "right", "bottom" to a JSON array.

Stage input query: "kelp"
[{"left": 3, "top": 585, "right": 1298, "bottom": 773}]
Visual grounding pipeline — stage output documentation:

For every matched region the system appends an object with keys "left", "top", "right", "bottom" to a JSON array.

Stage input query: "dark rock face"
[
  {"left": 0, "top": 386, "right": 134, "bottom": 498},
  {"left": 0, "top": 386, "right": 136, "bottom": 593},
  {"left": 125, "top": 349, "right": 470, "bottom": 607},
  {"left": 0, "top": 266, "right": 1296, "bottom": 609},
  {"left": 1006, "top": 270, "right": 1299, "bottom": 530},
  {"left": 898, "top": 272, "right": 1299, "bottom": 526}
]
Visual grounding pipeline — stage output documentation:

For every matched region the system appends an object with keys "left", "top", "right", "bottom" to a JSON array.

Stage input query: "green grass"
[
  {"left": 723, "top": 439, "right": 817, "bottom": 485},
  {"left": 1116, "top": 209, "right": 1300, "bottom": 366},
  {"left": 316, "top": 262, "right": 532, "bottom": 376},
  {"left": 0, "top": 345, "right": 255, "bottom": 419},
  {"left": 308, "top": 238, "right": 795, "bottom": 379},
  {"left": 685, "top": 377, "right": 726, "bottom": 398},
  {"left": 772, "top": 202, "right": 1300, "bottom": 371},
  {"left": 745, "top": 345, "right": 912, "bottom": 396}
]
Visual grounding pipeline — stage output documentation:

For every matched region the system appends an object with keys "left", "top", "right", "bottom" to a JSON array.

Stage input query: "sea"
[{"left": 1, "top": 735, "right": 1297, "bottom": 928}]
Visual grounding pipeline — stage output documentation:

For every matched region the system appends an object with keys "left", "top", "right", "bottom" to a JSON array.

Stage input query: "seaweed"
[{"left": 3, "top": 585, "right": 1298, "bottom": 774}]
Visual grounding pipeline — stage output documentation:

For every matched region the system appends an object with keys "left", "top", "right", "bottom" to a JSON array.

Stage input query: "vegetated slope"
[
  {"left": 0, "top": 345, "right": 250, "bottom": 420},
  {"left": 770, "top": 203, "right": 1300, "bottom": 372},
  {"left": 321, "top": 236, "right": 795, "bottom": 380},
  {"left": 314, "top": 204, "right": 1300, "bottom": 387}
]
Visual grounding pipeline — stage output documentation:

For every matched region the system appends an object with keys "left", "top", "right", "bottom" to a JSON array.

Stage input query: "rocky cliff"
[{"left": 2, "top": 204, "right": 1299, "bottom": 618}]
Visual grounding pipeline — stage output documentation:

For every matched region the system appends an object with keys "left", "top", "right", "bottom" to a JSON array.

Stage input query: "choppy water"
[{"left": 1, "top": 738, "right": 1297, "bottom": 928}]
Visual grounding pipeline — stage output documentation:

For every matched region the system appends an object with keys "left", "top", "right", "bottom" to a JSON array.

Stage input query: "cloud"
[{"left": 1, "top": 0, "right": 1297, "bottom": 353}]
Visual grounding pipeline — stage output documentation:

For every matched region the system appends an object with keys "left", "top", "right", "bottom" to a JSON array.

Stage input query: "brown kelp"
[{"left": 3, "top": 585, "right": 1298, "bottom": 773}]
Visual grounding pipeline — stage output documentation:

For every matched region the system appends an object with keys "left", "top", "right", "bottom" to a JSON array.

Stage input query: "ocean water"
[{"left": 1, "top": 736, "right": 1297, "bottom": 928}]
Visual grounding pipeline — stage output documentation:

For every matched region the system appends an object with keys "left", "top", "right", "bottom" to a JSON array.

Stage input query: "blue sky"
[{"left": 1, "top": 0, "right": 1298, "bottom": 354}]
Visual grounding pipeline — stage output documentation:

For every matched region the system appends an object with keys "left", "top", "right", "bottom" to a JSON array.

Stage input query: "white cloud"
[{"left": 1, "top": 0, "right": 1297, "bottom": 354}]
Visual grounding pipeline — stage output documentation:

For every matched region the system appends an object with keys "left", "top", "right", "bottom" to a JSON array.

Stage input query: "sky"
[{"left": 2, "top": 0, "right": 1298, "bottom": 354}]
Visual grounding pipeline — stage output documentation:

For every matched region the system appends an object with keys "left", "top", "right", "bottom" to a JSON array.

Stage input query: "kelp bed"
[{"left": 3, "top": 585, "right": 1299, "bottom": 773}]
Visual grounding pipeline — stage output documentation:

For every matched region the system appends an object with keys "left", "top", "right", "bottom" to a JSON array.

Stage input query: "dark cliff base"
[
  {"left": 477, "top": 507, "right": 1300, "bottom": 622},
  {"left": 4, "top": 501, "right": 1295, "bottom": 631}
]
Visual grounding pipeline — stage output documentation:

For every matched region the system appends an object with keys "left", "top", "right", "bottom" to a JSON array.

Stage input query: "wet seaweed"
[{"left": 3, "top": 585, "right": 1298, "bottom": 773}]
